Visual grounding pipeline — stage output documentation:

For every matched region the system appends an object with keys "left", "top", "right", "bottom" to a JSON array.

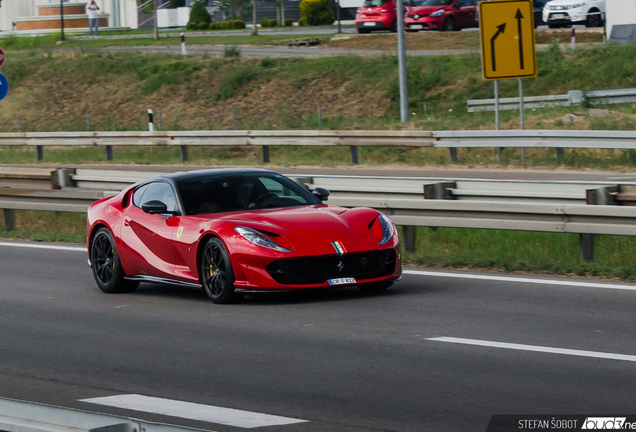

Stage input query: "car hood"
[
  {"left": 221, "top": 205, "right": 379, "bottom": 242},
  {"left": 409, "top": 5, "right": 446, "bottom": 13}
]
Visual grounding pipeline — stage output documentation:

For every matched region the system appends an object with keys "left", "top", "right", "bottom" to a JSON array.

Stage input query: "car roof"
[{"left": 132, "top": 168, "right": 278, "bottom": 188}]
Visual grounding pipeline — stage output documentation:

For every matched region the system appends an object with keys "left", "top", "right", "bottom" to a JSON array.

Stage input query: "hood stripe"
[{"left": 332, "top": 241, "right": 346, "bottom": 256}]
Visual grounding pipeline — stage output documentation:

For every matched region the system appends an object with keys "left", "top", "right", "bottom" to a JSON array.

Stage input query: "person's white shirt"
[{"left": 86, "top": 3, "right": 99, "bottom": 19}]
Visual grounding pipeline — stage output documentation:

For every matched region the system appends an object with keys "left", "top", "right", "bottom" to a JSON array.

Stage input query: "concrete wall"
[{"left": 606, "top": 0, "right": 636, "bottom": 36}]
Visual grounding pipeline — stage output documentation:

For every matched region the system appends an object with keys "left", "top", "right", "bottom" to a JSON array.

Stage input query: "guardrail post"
[
  {"left": 579, "top": 234, "right": 593, "bottom": 262},
  {"left": 449, "top": 148, "right": 458, "bottom": 163},
  {"left": 262, "top": 146, "right": 270, "bottom": 163},
  {"left": 3, "top": 209, "right": 15, "bottom": 231},
  {"left": 36, "top": 146, "right": 43, "bottom": 161},
  {"left": 403, "top": 225, "right": 416, "bottom": 252},
  {"left": 424, "top": 182, "right": 456, "bottom": 199},
  {"left": 180, "top": 145, "right": 188, "bottom": 162},
  {"left": 106, "top": 146, "right": 113, "bottom": 161},
  {"left": 232, "top": 105, "right": 238, "bottom": 130},
  {"left": 555, "top": 148, "right": 564, "bottom": 165},
  {"left": 350, "top": 146, "right": 359, "bottom": 164}
]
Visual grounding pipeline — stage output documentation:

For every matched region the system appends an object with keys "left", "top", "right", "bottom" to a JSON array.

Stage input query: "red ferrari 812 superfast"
[{"left": 87, "top": 169, "right": 402, "bottom": 303}]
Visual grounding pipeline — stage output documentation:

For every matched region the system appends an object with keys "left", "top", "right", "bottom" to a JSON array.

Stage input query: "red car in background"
[
  {"left": 404, "top": 0, "right": 478, "bottom": 31},
  {"left": 355, "top": 0, "right": 415, "bottom": 33}
]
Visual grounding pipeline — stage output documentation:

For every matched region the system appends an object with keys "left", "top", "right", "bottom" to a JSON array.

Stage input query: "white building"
[
  {"left": 0, "top": 0, "right": 139, "bottom": 32},
  {"left": 606, "top": 0, "right": 636, "bottom": 38}
]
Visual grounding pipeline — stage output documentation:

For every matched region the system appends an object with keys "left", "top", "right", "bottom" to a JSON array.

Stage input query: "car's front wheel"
[
  {"left": 443, "top": 16, "right": 456, "bottom": 31},
  {"left": 200, "top": 237, "right": 236, "bottom": 304},
  {"left": 91, "top": 227, "right": 138, "bottom": 294},
  {"left": 586, "top": 10, "right": 603, "bottom": 27}
]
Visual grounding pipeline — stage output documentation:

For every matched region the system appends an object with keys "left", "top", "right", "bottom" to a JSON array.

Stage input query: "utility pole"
[
  {"left": 396, "top": 0, "right": 408, "bottom": 122},
  {"left": 60, "top": 0, "right": 65, "bottom": 41},
  {"left": 153, "top": 0, "right": 159, "bottom": 40},
  {"left": 252, "top": 0, "right": 258, "bottom": 35}
]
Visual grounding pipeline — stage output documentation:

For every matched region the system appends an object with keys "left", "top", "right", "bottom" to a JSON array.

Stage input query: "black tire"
[
  {"left": 390, "top": 20, "right": 397, "bottom": 32},
  {"left": 200, "top": 237, "right": 236, "bottom": 304},
  {"left": 586, "top": 10, "right": 603, "bottom": 28},
  {"left": 357, "top": 27, "right": 370, "bottom": 34},
  {"left": 358, "top": 281, "right": 392, "bottom": 292},
  {"left": 91, "top": 227, "right": 138, "bottom": 294},
  {"left": 443, "top": 16, "right": 456, "bottom": 32}
]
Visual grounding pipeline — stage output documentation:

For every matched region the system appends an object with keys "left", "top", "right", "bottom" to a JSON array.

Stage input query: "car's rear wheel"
[
  {"left": 91, "top": 227, "right": 138, "bottom": 294},
  {"left": 586, "top": 10, "right": 603, "bottom": 27},
  {"left": 357, "top": 27, "right": 370, "bottom": 34},
  {"left": 201, "top": 237, "right": 236, "bottom": 304},
  {"left": 390, "top": 20, "right": 397, "bottom": 32},
  {"left": 443, "top": 16, "right": 456, "bottom": 31},
  {"left": 358, "top": 281, "right": 392, "bottom": 292}
]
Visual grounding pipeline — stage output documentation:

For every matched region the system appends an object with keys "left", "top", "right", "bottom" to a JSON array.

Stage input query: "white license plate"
[
  {"left": 363, "top": 22, "right": 376, "bottom": 26},
  {"left": 328, "top": 277, "right": 356, "bottom": 285},
  {"left": 411, "top": 24, "right": 423, "bottom": 29},
  {"left": 552, "top": 14, "right": 565, "bottom": 18}
]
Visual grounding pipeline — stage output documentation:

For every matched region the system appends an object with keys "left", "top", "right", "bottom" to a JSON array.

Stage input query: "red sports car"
[{"left": 87, "top": 169, "right": 402, "bottom": 303}]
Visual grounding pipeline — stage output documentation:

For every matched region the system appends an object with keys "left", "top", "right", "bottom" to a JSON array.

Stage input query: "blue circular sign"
[{"left": 0, "top": 73, "right": 8, "bottom": 101}]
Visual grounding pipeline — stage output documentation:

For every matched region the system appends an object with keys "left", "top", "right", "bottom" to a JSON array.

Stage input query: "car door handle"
[{"left": 124, "top": 219, "right": 130, "bottom": 226}]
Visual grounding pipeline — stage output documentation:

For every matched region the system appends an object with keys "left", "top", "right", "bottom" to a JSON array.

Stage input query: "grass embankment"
[{"left": 2, "top": 39, "right": 636, "bottom": 279}]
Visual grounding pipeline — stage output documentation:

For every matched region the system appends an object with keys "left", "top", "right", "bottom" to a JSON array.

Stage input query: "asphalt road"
[{"left": 1, "top": 241, "right": 635, "bottom": 432}]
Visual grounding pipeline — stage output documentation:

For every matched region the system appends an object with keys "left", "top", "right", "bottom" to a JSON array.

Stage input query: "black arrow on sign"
[
  {"left": 490, "top": 23, "right": 506, "bottom": 72},
  {"left": 516, "top": 8, "right": 525, "bottom": 69}
]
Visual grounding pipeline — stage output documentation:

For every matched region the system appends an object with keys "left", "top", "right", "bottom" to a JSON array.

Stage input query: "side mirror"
[
  {"left": 312, "top": 187, "right": 330, "bottom": 202},
  {"left": 142, "top": 200, "right": 170, "bottom": 214}
]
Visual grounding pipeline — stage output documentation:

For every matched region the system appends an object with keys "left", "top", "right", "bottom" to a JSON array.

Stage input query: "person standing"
[{"left": 86, "top": 0, "right": 100, "bottom": 36}]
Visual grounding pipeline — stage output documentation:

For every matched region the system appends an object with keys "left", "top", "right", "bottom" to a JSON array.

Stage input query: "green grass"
[
  {"left": 401, "top": 227, "right": 636, "bottom": 281},
  {"left": 0, "top": 210, "right": 86, "bottom": 244}
]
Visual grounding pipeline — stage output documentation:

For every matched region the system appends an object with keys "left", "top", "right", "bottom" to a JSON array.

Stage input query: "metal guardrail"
[
  {"left": 1, "top": 168, "right": 634, "bottom": 261},
  {"left": 467, "top": 87, "right": 636, "bottom": 112},
  {"left": 0, "top": 396, "right": 215, "bottom": 432}
]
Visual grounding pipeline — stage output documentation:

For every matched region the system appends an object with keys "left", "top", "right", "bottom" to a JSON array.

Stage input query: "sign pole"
[
  {"left": 396, "top": 0, "right": 409, "bottom": 122},
  {"left": 495, "top": 79, "right": 501, "bottom": 164},
  {"left": 60, "top": 0, "right": 65, "bottom": 42},
  {"left": 519, "top": 78, "right": 525, "bottom": 164}
]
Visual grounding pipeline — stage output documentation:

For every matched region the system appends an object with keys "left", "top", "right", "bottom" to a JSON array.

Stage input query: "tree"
[
  {"left": 299, "top": 0, "right": 334, "bottom": 26},
  {"left": 189, "top": 0, "right": 211, "bottom": 23}
]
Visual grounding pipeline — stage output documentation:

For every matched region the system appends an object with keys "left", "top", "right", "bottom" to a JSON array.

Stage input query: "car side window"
[
  {"left": 136, "top": 182, "right": 178, "bottom": 214},
  {"left": 132, "top": 184, "right": 149, "bottom": 208}
]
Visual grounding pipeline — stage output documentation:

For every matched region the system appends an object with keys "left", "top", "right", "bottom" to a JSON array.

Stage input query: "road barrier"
[{"left": 2, "top": 167, "right": 636, "bottom": 262}]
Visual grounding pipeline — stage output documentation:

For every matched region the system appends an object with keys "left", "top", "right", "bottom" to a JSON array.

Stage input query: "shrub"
[
  {"left": 189, "top": 1, "right": 211, "bottom": 24},
  {"left": 198, "top": 21, "right": 209, "bottom": 30},
  {"left": 260, "top": 56, "right": 274, "bottom": 67},
  {"left": 224, "top": 45, "right": 241, "bottom": 58},
  {"left": 187, "top": 21, "right": 198, "bottom": 30},
  {"left": 284, "top": 18, "right": 293, "bottom": 26},
  {"left": 209, "top": 22, "right": 218, "bottom": 30},
  {"left": 268, "top": 18, "right": 278, "bottom": 27},
  {"left": 260, "top": 18, "right": 270, "bottom": 27},
  {"left": 299, "top": 0, "right": 334, "bottom": 25},
  {"left": 234, "top": 20, "right": 246, "bottom": 29},
  {"left": 298, "top": 17, "right": 307, "bottom": 26}
]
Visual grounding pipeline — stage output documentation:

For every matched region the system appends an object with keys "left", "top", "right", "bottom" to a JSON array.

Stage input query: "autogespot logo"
[{"left": 582, "top": 418, "right": 630, "bottom": 429}]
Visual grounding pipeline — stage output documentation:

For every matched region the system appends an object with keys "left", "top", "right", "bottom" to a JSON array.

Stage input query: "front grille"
[
  {"left": 266, "top": 250, "right": 396, "bottom": 285},
  {"left": 407, "top": 13, "right": 431, "bottom": 18}
]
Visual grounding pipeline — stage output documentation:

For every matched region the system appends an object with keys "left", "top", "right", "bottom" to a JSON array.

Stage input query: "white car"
[{"left": 542, "top": 0, "right": 604, "bottom": 28}]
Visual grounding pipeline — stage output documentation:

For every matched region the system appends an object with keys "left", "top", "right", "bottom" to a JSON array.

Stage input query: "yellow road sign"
[{"left": 479, "top": 0, "right": 537, "bottom": 80}]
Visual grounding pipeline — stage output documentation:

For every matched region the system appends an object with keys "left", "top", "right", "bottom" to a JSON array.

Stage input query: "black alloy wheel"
[
  {"left": 443, "top": 16, "right": 456, "bottom": 31},
  {"left": 201, "top": 237, "right": 236, "bottom": 304},
  {"left": 91, "top": 227, "right": 138, "bottom": 293}
]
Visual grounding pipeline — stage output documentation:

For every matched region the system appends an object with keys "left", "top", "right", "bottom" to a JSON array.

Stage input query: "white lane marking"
[
  {"left": 79, "top": 394, "right": 308, "bottom": 429},
  {"left": 0, "top": 241, "right": 85, "bottom": 252},
  {"left": 404, "top": 269, "right": 636, "bottom": 291},
  {"left": 427, "top": 337, "right": 636, "bottom": 362}
]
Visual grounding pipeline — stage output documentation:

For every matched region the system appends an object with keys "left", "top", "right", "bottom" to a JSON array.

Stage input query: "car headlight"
[
  {"left": 378, "top": 214, "right": 395, "bottom": 244},
  {"left": 234, "top": 227, "right": 292, "bottom": 252},
  {"left": 430, "top": 9, "right": 444, "bottom": 17},
  {"left": 566, "top": 3, "right": 585, "bottom": 8}
]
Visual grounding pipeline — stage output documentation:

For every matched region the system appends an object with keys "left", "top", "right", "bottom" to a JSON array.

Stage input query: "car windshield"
[
  {"left": 418, "top": 0, "right": 451, "bottom": 6},
  {"left": 363, "top": 0, "right": 389, "bottom": 7},
  {"left": 177, "top": 173, "right": 322, "bottom": 215}
]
